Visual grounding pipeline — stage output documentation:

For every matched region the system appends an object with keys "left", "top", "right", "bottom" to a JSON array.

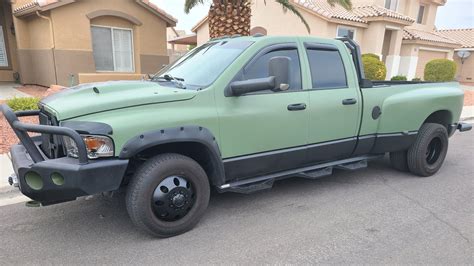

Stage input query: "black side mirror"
[
  {"left": 269, "top": 56, "right": 291, "bottom": 92},
  {"left": 229, "top": 77, "right": 276, "bottom": 96},
  {"left": 227, "top": 56, "right": 291, "bottom": 97}
]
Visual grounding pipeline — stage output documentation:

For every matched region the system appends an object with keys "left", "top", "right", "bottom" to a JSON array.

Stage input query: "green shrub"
[
  {"left": 6, "top": 97, "right": 40, "bottom": 112},
  {"left": 391, "top": 75, "right": 407, "bottom": 81},
  {"left": 362, "top": 56, "right": 387, "bottom": 81},
  {"left": 362, "top": 53, "right": 381, "bottom": 61},
  {"left": 412, "top": 77, "right": 422, "bottom": 81},
  {"left": 424, "top": 59, "right": 457, "bottom": 82}
]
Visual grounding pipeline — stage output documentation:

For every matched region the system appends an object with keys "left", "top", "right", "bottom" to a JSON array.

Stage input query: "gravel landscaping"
[{"left": 0, "top": 86, "right": 48, "bottom": 154}]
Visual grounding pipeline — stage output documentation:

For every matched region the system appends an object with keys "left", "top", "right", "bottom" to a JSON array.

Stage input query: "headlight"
[{"left": 63, "top": 135, "right": 114, "bottom": 159}]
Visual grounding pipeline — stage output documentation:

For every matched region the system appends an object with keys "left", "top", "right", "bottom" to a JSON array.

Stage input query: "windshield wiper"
[{"left": 154, "top": 74, "right": 186, "bottom": 89}]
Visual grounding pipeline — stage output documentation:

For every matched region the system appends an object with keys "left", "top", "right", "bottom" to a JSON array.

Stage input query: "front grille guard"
[{"left": 1, "top": 104, "right": 89, "bottom": 165}]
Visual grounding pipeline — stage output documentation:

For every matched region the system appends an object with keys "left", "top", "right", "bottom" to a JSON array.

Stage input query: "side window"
[
  {"left": 243, "top": 48, "right": 302, "bottom": 91},
  {"left": 306, "top": 49, "right": 348, "bottom": 89}
]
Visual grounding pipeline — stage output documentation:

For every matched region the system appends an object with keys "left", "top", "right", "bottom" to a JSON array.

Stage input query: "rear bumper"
[
  {"left": 449, "top": 122, "right": 472, "bottom": 136},
  {"left": 1, "top": 104, "right": 128, "bottom": 205},
  {"left": 11, "top": 143, "right": 128, "bottom": 205}
]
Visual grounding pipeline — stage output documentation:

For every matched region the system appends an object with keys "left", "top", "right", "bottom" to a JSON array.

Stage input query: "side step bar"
[{"left": 219, "top": 155, "right": 383, "bottom": 194}]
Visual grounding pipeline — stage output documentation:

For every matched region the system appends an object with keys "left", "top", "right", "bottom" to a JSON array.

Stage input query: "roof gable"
[{"left": 12, "top": 0, "right": 177, "bottom": 27}]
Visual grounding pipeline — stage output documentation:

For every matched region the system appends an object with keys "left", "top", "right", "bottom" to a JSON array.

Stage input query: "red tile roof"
[
  {"left": 352, "top": 5, "right": 414, "bottom": 23},
  {"left": 403, "top": 28, "right": 460, "bottom": 45},
  {"left": 436, "top": 28, "right": 474, "bottom": 48}
]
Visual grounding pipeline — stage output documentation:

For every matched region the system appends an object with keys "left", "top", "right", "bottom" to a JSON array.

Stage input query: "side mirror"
[
  {"left": 269, "top": 56, "right": 291, "bottom": 91},
  {"left": 227, "top": 56, "right": 291, "bottom": 96},
  {"left": 229, "top": 77, "right": 275, "bottom": 96}
]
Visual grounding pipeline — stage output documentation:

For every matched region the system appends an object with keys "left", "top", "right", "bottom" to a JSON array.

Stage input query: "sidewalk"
[
  {"left": 0, "top": 154, "right": 30, "bottom": 207},
  {"left": 0, "top": 82, "right": 29, "bottom": 100},
  {"left": 461, "top": 106, "right": 474, "bottom": 121}
]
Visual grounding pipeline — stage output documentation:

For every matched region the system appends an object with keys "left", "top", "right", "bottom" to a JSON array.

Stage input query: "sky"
[{"left": 152, "top": 0, "right": 474, "bottom": 33}]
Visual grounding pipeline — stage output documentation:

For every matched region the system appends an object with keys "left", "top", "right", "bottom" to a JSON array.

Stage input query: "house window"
[
  {"left": 0, "top": 26, "right": 8, "bottom": 67},
  {"left": 337, "top": 26, "right": 355, "bottom": 39},
  {"left": 384, "top": 0, "right": 398, "bottom": 11},
  {"left": 91, "top": 26, "right": 134, "bottom": 72},
  {"left": 417, "top": 5, "right": 426, "bottom": 24}
]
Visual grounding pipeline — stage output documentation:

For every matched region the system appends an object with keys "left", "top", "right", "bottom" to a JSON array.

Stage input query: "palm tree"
[{"left": 185, "top": 0, "right": 352, "bottom": 38}]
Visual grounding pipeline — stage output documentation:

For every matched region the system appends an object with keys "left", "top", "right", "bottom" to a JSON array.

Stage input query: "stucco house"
[
  {"left": 192, "top": 0, "right": 463, "bottom": 80},
  {"left": 437, "top": 28, "right": 474, "bottom": 83},
  {"left": 0, "top": 0, "right": 176, "bottom": 87}
]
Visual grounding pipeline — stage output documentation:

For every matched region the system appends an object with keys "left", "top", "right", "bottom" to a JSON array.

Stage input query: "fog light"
[
  {"left": 51, "top": 172, "right": 65, "bottom": 186},
  {"left": 25, "top": 172, "right": 43, "bottom": 190}
]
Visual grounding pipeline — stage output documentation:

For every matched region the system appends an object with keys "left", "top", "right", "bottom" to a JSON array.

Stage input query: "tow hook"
[{"left": 8, "top": 174, "right": 19, "bottom": 187}]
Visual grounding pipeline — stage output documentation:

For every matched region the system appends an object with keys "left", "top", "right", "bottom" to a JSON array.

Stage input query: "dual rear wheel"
[{"left": 390, "top": 123, "right": 449, "bottom": 177}]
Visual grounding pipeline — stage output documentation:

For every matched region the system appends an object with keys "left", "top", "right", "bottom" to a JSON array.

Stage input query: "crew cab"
[{"left": 1, "top": 36, "right": 471, "bottom": 237}]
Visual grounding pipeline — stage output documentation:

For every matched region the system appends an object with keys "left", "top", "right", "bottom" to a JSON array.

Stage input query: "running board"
[{"left": 219, "top": 155, "right": 383, "bottom": 193}]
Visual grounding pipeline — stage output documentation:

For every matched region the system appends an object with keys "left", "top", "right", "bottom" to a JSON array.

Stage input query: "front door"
[
  {"left": 303, "top": 42, "right": 362, "bottom": 164},
  {"left": 217, "top": 43, "right": 309, "bottom": 181}
]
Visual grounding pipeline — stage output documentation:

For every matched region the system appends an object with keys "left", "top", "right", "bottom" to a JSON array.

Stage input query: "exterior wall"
[
  {"left": 415, "top": 48, "right": 449, "bottom": 79},
  {"left": 0, "top": 1, "right": 19, "bottom": 82},
  {"left": 454, "top": 52, "right": 474, "bottom": 83},
  {"left": 11, "top": 0, "right": 170, "bottom": 86},
  {"left": 196, "top": 20, "right": 210, "bottom": 46},
  {"left": 399, "top": 43, "right": 418, "bottom": 79}
]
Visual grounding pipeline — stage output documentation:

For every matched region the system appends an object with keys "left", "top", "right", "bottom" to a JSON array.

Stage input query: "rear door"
[{"left": 302, "top": 42, "right": 362, "bottom": 163}]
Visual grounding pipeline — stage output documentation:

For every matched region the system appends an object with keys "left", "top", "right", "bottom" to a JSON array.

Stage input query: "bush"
[
  {"left": 424, "top": 59, "right": 457, "bottom": 82},
  {"left": 412, "top": 77, "right": 422, "bottom": 81},
  {"left": 362, "top": 56, "right": 387, "bottom": 81},
  {"left": 391, "top": 75, "right": 407, "bottom": 81},
  {"left": 6, "top": 97, "right": 40, "bottom": 112},
  {"left": 362, "top": 53, "right": 381, "bottom": 61}
]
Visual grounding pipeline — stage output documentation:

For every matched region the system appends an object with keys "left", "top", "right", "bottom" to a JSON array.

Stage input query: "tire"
[
  {"left": 126, "top": 153, "right": 210, "bottom": 237},
  {"left": 390, "top": 150, "right": 409, "bottom": 172},
  {"left": 407, "top": 123, "right": 449, "bottom": 177}
]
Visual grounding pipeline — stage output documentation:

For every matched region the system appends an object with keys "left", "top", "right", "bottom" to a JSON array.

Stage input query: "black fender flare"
[{"left": 119, "top": 125, "right": 225, "bottom": 186}]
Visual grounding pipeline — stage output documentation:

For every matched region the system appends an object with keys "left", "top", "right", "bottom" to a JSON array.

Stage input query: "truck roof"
[{"left": 209, "top": 35, "right": 342, "bottom": 45}]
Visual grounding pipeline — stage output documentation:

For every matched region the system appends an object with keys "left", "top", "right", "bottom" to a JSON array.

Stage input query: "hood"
[{"left": 41, "top": 81, "right": 197, "bottom": 120}]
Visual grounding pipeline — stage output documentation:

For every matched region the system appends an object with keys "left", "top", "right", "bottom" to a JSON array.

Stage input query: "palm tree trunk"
[{"left": 208, "top": 0, "right": 251, "bottom": 38}]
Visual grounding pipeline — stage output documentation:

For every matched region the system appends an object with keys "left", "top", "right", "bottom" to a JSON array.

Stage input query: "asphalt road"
[{"left": 1, "top": 131, "right": 473, "bottom": 264}]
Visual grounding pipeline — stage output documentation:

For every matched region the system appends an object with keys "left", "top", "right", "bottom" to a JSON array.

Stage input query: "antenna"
[{"left": 457, "top": 50, "right": 471, "bottom": 64}]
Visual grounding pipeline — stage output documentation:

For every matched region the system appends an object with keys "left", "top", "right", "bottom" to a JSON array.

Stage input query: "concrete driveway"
[{"left": 0, "top": 130, "right": 472, "bottom": 264}]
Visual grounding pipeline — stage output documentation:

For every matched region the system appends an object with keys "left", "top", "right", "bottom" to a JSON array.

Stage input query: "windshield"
[{"left": 155, "top": 40, "right": 254, "bottom": 89}]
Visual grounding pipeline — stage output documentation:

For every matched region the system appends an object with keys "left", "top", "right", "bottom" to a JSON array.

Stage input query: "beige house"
[
  {"left": 167, "top": 27, "right": 191, "bottom": 62},
  {"left": 0, "top": 0, "right": 176, "bottom": 87},
  {"left": 193, "top": 0, "right": 462, "bottom": 80},
  {"left": 437, "top": 28, "right": 474, "bottom": 83}
]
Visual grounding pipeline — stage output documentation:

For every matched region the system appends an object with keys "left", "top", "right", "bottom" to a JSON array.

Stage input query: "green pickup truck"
[{"left": 1, "top": 36, "right": 471, "bottom": 237}]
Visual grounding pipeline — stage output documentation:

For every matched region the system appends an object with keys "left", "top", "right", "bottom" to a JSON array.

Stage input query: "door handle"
[
  {"left": 342, "top": 98, "right": 357, "bottom": 105},
  {"left": 287, "top": 103, "right": 307, "bottom": 111}
]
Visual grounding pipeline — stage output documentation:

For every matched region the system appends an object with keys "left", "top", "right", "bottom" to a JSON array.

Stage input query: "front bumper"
[{"left": 1, "top": 104, "right": 129, "bottom": 205}]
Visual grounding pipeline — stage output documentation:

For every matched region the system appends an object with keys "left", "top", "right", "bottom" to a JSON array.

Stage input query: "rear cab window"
[{"left": 304, "top": 43, "right": 348, "bottom": 90}]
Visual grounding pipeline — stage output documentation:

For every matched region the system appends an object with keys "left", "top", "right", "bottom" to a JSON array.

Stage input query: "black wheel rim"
[
  {"left": 151, "top": 176, "right": 195, "bottom": 222},
  {"left": 425, "top": 137, "right": 443, "bottom": 165}
]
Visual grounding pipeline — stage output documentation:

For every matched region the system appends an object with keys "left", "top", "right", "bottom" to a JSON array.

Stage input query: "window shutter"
[
  {"left": 91, "top": 26, "right": 114, "bottom": 71},
  {"left": 112, "top": 29, "right": 133, "bottom": 72},
  {"left": 0, "top": 26, "right": 9, "bottom": 67}
]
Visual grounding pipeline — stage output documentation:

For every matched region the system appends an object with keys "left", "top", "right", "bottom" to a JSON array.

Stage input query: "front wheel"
[
  {"left": 407, "top": 123, "right": 449, "bottom": 177},
  {"left": 126, "top": 153, "right": 210, "bottom": 237}
]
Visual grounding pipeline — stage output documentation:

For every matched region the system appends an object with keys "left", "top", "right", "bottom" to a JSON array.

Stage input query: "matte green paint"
[{"left": 39, "top": 36, "right": 464, "bottom": 159}]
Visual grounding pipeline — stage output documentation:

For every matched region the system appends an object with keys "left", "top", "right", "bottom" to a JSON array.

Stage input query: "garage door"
[{"left": 416, "top": 50, "right": 448, "bottom": 80}]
